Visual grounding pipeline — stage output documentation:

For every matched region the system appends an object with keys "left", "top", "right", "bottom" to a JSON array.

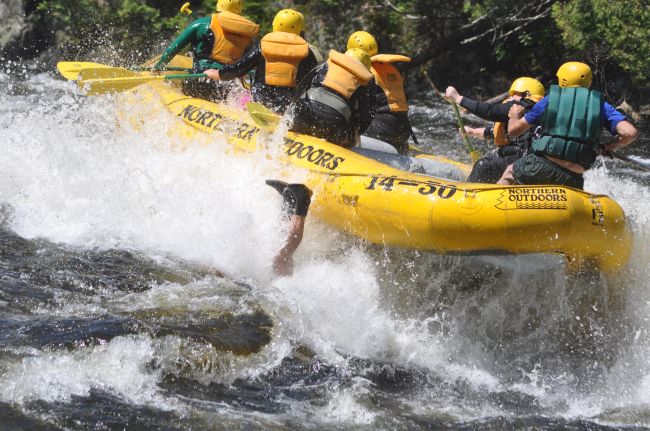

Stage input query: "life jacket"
[
  {"left": 260, "top": 32, "right": 310, "bottom": 88},
  {"left": 321, "top": 50, "right": 374, "bottom": 99},
  {"left": 370, "top": 54, "right": 410, "bottom": 113},
  {"left": 493, "top": 94, "right": 544, "bottom": 147},
  {"left": 208, "top": 12, "right": 259, "bottom": 64},
  {"left": 531, "top": 85, "right": 603, "bottom": 169}
]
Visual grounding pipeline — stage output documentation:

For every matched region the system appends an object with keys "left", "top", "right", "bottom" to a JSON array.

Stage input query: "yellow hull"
[{"left": 117, "top": 57, "right": 633, "bottom": 271}]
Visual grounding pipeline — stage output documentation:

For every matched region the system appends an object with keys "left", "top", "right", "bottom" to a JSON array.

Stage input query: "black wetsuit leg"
[
  {"left": 291, "top": 99, "right": 354, "bottom": 147},
  {"left": 467, "top": 145, "right": 523, "bottom": 183},
  {"left": 467, "top": 154, "right": 510, "bottom": 183},
  {"left": 364, "top": 112, "right": 410, "bottom": 155}
]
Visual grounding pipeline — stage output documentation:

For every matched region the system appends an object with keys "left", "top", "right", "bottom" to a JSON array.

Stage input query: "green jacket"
[{"left": 155, "top": 16, "right": 224, "bottom": 71}]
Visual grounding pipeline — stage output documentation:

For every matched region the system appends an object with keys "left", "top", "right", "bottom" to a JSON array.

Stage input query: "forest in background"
[{"left": 2, "top": 0, "right": 648, "bottom": 113}]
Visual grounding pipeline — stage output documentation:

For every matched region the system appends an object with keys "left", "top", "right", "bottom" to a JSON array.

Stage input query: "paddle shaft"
[
  {"left": 163, "top": 73, "right": 206, "bottom": 80},
  {"left": 600, "top": 145, "right": 650, "bottom": 172},
  {"left": 133, "top": 66, "right": 190, "bottom": 72}
]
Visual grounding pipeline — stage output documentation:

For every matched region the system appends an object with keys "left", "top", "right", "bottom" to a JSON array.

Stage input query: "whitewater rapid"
[{"left": 1, "top": 72, "right": 650, "bottom": 429}]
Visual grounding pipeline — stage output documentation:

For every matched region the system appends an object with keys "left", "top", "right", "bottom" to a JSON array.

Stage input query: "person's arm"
[
  {"left": 507, "top": 103, "right": 532, "bottom": 137},
  {"left": 464, "top": 126, "right": 487, "bottom": 139},
  {"left": 445, "top": 86, "right": 512, "bottom": 121},
  {"left": 460, "top": 99, "right": 512, "bottom": 122},
  {"left": 601, "top": 102, "right": 639, "bottom": 151},
  {"left": 604, "top": 120, "right": 638, "bottom": 151},
  {"left": 154, "top": 18, "right": 207, "bottom": 70},
  {"left": 507, "top": 95, "right": 550, "bottom": 137},
  {"left": 211, "top": 44, "right": 261, "bottom": 80}
]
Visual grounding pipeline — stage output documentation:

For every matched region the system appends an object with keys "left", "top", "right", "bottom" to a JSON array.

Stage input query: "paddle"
[
  {"left": 56, "top": 61, "right": 190, "bottom": 80},
  {"left": 421, "top": 70, "right": 481, "bottom": 163},
  {"left": 77, "top": 67, "right": 139, "bottom": 80},
  {"left": 180, "top": 2, "right": 196, "bottom": 19},
  {"left": 77, "top": 73, "right": 206, "bottom": 95},
  {"left": 246, "top": 102, "right": 281, "bottom": 129},
  {"left": 600, "top": 146, "right": 650, "bottom": 172}
]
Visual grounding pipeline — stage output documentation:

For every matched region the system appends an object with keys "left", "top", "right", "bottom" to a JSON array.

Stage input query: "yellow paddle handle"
[{"left": 180, "top": 2, "right": 192, "bottom": 15}]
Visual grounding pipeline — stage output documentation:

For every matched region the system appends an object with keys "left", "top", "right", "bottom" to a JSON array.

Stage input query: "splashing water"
[{"left": 1, "top": 71, "right": 650, "bottom": 429}]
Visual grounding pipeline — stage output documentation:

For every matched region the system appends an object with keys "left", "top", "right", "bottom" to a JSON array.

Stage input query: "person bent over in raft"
[
  {"left": 290, "top": 48, "right": 375, "bottom": 148},
  {"left": 445, "top": 77, "right": 545, "bottom": 183},
  {"left": 498, "top": 62, "right": 638, "bottom": 189},
  {"left": 347, "top": 31, "right": 413, "bottom": 155},
  {"left": 154, "top": 0, "right": 259, "bottom": 100},
  {"left": 203, "top": 9, "right": 319, "bottom": 114}
]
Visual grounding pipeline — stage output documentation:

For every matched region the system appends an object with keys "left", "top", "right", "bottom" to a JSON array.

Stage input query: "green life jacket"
[{"left": 530, "top": 85, "right": 603, "bottom": 169}]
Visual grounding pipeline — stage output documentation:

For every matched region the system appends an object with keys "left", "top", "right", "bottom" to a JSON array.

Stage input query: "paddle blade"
[
  {"left": 57, "top": 61, "right": 111, "bottom": 80},
  {"left": 246, "top": 102, "right": 280, "bottom": 129},
  {"left": 77, "top": 67, "right": 139, "bottom": 80},
  {"left": 77, "top": 75, "right": 164, "bottom": 96}
]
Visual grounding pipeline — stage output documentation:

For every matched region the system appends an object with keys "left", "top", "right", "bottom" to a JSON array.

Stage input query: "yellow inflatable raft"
[{"left": 115, "top": 56, "right": 632, "bottom": 272}]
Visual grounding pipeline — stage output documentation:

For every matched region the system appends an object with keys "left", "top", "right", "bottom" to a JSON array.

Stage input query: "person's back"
[
  {"left": 205, "top": 8, "right": 319, "bottom": 113},
  {"left": 347, "top": 31, "right": 412, "bottom": 154},
  {"left": 154, "top": 0, "right": 259, "bottom": 100},
  {"left": 498, "top": 62, "right": 638, "bottom": 189},
  {"left": 254, "top": 28, "right": 311, "bottom": 111},
  {"left": 291, "top": 48, "right": 375, "bottom": 147}
]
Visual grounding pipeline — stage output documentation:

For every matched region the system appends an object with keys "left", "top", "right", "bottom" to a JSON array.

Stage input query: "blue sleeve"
[
  {"left": 524, "top": 95, "right": 548, "bottom": 125},
  {"left": 602, "top": 101, "right": 626, "bottom": 135}
]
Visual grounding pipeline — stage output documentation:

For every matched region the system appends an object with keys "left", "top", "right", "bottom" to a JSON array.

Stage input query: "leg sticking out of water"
[{"left": 266, "top": 180, "right": 312, "bottom": 277}]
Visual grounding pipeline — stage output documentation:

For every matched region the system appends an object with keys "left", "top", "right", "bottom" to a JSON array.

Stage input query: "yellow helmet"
[
  {"left": 508, "top": 77, "right": 545, "bottom": 97},
  {"left": 216, "top": 0, "right": 242, "bottom": 14},
  {"left": 346, "top": 31, "right": 378, "bottom": 57},
  {"left": 272, "top": 9, "right": 304, "bottom": 35},
  {"left": 556, "top": 61, "right": 592, "bottom": 88},
  {"left": 344, "top": 48, "right": 371, "bottom": 70}
]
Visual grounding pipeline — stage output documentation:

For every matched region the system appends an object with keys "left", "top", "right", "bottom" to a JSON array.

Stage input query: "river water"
[{"left": 1, "top": 66, "right": 650, "bottom": 430}]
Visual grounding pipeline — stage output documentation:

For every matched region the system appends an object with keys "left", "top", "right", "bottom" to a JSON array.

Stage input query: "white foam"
[{"left": 0, "top": 335, "right": 171, "bottom": 407}]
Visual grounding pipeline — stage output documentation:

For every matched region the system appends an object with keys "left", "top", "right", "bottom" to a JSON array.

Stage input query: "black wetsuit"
[
  {"left": 219, "top": 42, "right": 319, "bottom": 113},
  {"left": 460, "top": 97, "right": 535, "bottom": 183},
  {"left": 291, "top": 64, "right": 375, "bottom": 147}
]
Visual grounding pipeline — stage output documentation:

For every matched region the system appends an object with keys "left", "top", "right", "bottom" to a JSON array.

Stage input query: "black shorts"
[{"left": 513, "top": 154, "right": 584, "bottom": 189}]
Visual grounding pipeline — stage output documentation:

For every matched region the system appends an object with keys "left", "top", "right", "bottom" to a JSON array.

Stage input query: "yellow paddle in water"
[
  {"left": 246, "top": 102, "right": 280, "bottom": 129},
  {"left": 421, "top": 70, "right": 481, "bottom": 163},
  {"left": 57, "top": 62, "right": 112, "bottom": 80},
  {"left": 56, "top": 61, "right": 190, "bottom": 80},
  {"left": 76, "top": 67, "right": 139, "bottom": 80},
  {"left": 77, "top": 72, "right": 207, "bottom": 96}
]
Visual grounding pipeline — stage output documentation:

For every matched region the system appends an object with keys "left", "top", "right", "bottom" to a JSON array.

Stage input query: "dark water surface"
[{"left": 1, "top": 69, "right": 650, "bottom": 430}]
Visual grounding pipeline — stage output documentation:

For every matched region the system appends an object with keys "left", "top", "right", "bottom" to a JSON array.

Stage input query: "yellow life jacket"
[
  {"left": 370, "top": 54, "right": 411, "bottom": 113},
  {"left": 209, "top": 11, "right": 259, "bottom": 64},
  {"left": 260, "top": 32, "right": 310, "bottom": 88},
  {"left": 321, "top": 50, "right": 374, "bottom": 99},
  {"left": 493, "top": 94, "right": 544, "bottom": 147}
]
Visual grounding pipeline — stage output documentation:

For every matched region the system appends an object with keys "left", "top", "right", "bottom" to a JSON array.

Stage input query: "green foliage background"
[{"left": 13, "top": 0, "right": 650, "bottom": 101}]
